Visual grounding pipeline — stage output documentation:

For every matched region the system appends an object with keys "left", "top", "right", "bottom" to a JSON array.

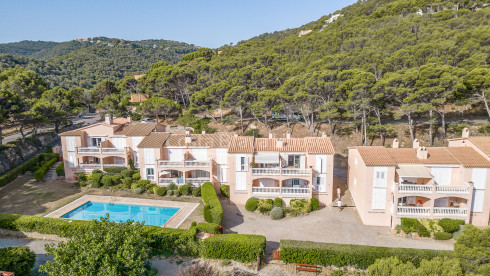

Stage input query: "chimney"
[
  {"left": 185, "top": 129, "right": 190, "bottom": 136},
  {"left": 462, "top": 127, "right": 469, "bottom": 139},
  {"left": 417, "top": 146, "right": 428, "bottom": 160},
  {"left": 277, "top": 138, "right": 284, "bottom": 148},
  {"left": 392, "top": 138, "right": 399, "bottom": 148},
  {"left": 202, "top": 130, "right": 206, "bottom": 135},
  {"left": 286, "top": 131, "right": 291, "bottom": 139},
  {"left": 104, "top": 114, "right": 113, "bottom": 124},
  {"left": 269, "top": 132, "right": 273, "bottom": 139},
  {"left": 127, "top": 115, "right": 132, "bottom": 124},
  {"left": 322, "top": 132, "right": 327, "bottom": 138},
  {"left": 185, "top": 134, "right": 192, "bottom": 144},
  {"left": 412, "top": 139, "right": 420, "bottom": 148},
  {"left": 234, "top": 133, "right": 238, "bottom": 137}
]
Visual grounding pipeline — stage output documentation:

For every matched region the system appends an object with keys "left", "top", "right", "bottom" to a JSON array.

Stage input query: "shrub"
[
  {"left": 55, "top": 162, "right": 65, "bottom": 177},
  {"left": 201, "top": 234, "right": 266, "bottom": 263},
  {"left": 220, "top": 185, "right": 230, "bottom": 198},
  {"left": 154, "top": 186, "right": 167, "bottom": 196},
  {"left": 168, "top": 183, "right": 177, "bottom": 191},
  {"left": 367, "top": 256, "right": 462, "bottom": 276},
  {"left": 400, "top": 218, "right": 419, "bottom": 233},
  {"left": 201, "top": 182, "right": 223, "bottom": 225},
  {"left": 270, "top": 207, "right": 284, "bottom": 220},
  {"left": 132, "top": 172, "right": 140, "bottom": 180},
  {"left": 274, "top": 198, "right": 282, "bottom": 207},
  {"left": 133, "top": 187, "right": 143, "bottom": 194},
  {"left": 203, "top": 205, "right": 212, "bottom": 223},
  {"left": 311, "top": 198, "right": 319, "bottom": 211},
  {"left": 191, "top": 221, "right": 197, "bottom": 227},
  {"left": 280, "top": 240, "right": 454, "bottom": 269},
  {"left": 122, "top": 177, "right": 132, "bottom": 188},
  {"left": 197, "top": 223, "right": 220, "bottom": 234},
  {"left": 136, "top": 180, "right": 151, "bottom": 190},
  {"left": 415, "top": 223, "right": 430, "bottom": 237},
  {"left": 34, "top": 157, "right": 58, "bottom": 181},
  {"left": 455, "top": 225, "right": 490, "bottom": 274},
  {"left": 103, "top": 167, "right": 126, "bottom": 173},
  {"left": 121, "top": 169, "right": 133, "bottom": 178},
  {"left": 101, "top": 175, "right": 113, "bottom": 187},
  {"left": 420, "top": 219, "right": 443, "bottom": 233},
  {"left": 179, "top": 183, "right": 191, "bottom": 196},
  {"left": 245, "top": 197, "right": 258, "bottom": 212},
  {"left": 257, "top": 199, "right": 274, "bottom": 214},
  {"left": 290, "top": 199, "right": 311, "bottom": 213},
  {"left": 92, "top": 169, "right": 102, "bottom": 174},
  {"left": 166, "top": 189, "right": 174, "bottom": 196},
  {"left": 438, "top": 218, "right": 464, "bottom": 233},
  {"left": 434, "top": 232, "right": 453, "bottom": 240},
  {"left": 0, "top": 152, "right": 42, "bottom": 187},
  {"left": 91, "top": 173, "right": 103, "bottom": 188},
  {"left": 0, "top": 246, "right": 36, "bottom": 276},
  {"left": 111, "top": 174, "right": 122, "bottom": 183},
  {"left": 174, "top": 190, "right": 181, "bottom": 197},
  {"left": 192, "top": 186, "right": 201, "bottom": 197}
]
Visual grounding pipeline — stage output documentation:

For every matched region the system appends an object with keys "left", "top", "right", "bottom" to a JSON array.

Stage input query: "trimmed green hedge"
[
  {"left": 201, "top": 234, "right": 266, "bottom": 263},
  {"left": 220, "top": 185, "right": 230, "bottom": 198},
  {"left": 245, "top": 197, "right": 258, "bottom": 211},
  {"left": 434, "top": 232, "right": 453, "bottom": 240},
  {"left": 201, "top": 182, "right": 223, "bottom": 225},
  {"left": 34, "top": 156, "right": 58, "bottom": 181},
  {"left": 197, "top": 222, "right": 220, "bottom": 234},
  {"left": 0, "top": 246, "right": 36, "bottom": 276},
  {"left": 103, "top": 167, "right": 127, "bottom": 173},
  {"left": 279, "top": 240, "right": 454, "bottom": 269},
  {"left": 55, "top": 162, "right": 64, "bottom": 176},
  {"left": 0, "top": 151, "right": 57, "bottom": 187},
  {"left": 438, "top": 218, "right": 464, "bottom": 233}
]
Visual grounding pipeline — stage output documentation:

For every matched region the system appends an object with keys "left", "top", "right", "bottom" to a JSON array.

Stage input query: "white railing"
[
  {"left": 433, "top": 207, "right": 467, "bottom": 217},
  {"left": 282, "top": 187, "right": 310, "bottom": 194},
  {"left": 398, "top": 184, "right": 432, "bottom": 194},
  {"left": 397, "top": 206, "right": 431, "bottom": 216},
  {"left": 435, "top": 185, "right": 470, "bottom": 194},
  {"left": 159, "top": 178, "right": 179, "bottom": 184},
  {"left": 77, "top": 147, "right": 100, "bottom": 153},
  {"left": 101, "top": 148, "right": 124, "bottom": 154},
  {"left": 79, "top": 163, "right": 101, "bottom": 169},
  {"left": 185, "top": 178, "right": 210, "bottom": 185},
  {"left": 147, "top": 175, "right": 155, "bottom": 181},
  {"left": 103, "top": 164, "right": 126, "bottom": 167},
  {"left": 282, "top": 168, "right": 311, "bottom": 176},
  {"left": 185, "top": 160, "right": 211, "bottom": 167},
  {"left": 158, "top": 160, "right": 183, "bottom": 167},
  {"left": 252, "top": 168, "right": 280, "bottom": 175},
  {"left": 252, "top": 187, "right": 280, "bottom": 194}
]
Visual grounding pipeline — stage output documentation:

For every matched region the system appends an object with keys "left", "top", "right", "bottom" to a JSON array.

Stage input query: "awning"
[
  {"left": 396, "top": 165, "right": 432, "bottom": 178},
  {"left": 254, "top": 152, "right": 280, "bottom": 164}
]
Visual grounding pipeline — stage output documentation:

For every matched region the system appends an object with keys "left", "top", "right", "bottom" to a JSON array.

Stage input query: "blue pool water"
[{"left": 60, "top": 201, "right": 180, "bottom": 227}]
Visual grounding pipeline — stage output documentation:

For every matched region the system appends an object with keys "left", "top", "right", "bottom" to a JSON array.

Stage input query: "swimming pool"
[{"left": 60, "top": 201, "right": 180, "bottom": 227}]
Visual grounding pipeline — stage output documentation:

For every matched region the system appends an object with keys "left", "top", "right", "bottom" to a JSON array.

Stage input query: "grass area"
[{"left": 0, "top": 175, "right": 204, "bottom": 228}]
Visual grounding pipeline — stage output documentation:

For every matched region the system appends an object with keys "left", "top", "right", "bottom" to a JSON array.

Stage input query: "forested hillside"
[{"left": 0, "top": 38, "right": 198, "bottom": 88}]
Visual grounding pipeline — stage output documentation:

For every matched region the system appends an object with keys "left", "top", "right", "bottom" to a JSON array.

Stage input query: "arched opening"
[
  {"left": 185, "top": 170, "right": 210, "bottom": 186},
  {"left": 102, "top": 156, "right": 126, "bottom": 167},
  {"left": 252, "top": 178, "right": 280, "bottom": 195},
  {"left": 397, "top": 196, "right": 430, "bottom": 207},
  {"left": 396, "top": 196, "right": 431, "bottom": 216},
  {"left": 433, "top": 197, "right": 468, "bottom": 217},
  {"left": 78, "top": 156, "right": 101, "bottom": 169},
  {"left": 159, "top": 170, "right": 184, "bottom": 185},
  {"left": 282, "top": 178, "right": 310, "bottom": 194}
]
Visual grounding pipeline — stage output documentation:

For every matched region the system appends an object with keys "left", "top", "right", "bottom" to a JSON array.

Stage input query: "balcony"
[
  {"left": 252, "top": 186, "right": 312, "bottom": 195},
  {"left": 76, "top": 147, "right": 125, "bottom": 155},
  {"left": 396, "top": 182, "right": 471, "bottom": 195},
  {"left": 396, "top": 206, "right": 431, "bottom": 216},
  {"left": 184, "top": 160, "right": 211, "bottom": 167},
  {"left": 77, "top": 147, "right": 100, "bottom": 154},
  {"left": 252, "top": 187, "right": 280, "bottom": 194},
  {"left": 282, "top": 168, "right": 310, "bottom": 176},
  {"left": 158, "top": 160, "right": 183, "bottom": 167},
  {"left": 398, "top": 184, "right": 432, "bottom": 194},
  {"left": 78, "top": 163, "right": 101, "bottom": 169},
  {"left": 101, "top": 148, "right": 125, "bottom": 154},
  {"left": 185, "top": 178, "right": 210, "bottom": 185},
  {"left": 435, "top": 185, "right": 470, "bottom": 194},
  {"left": 103, "top": 163, "right": 126, "bottom": 167},
  {"left": 252, "top": 167, "right": 311, "bottom": 176},
  {"left": 282, "top": 187, "right": 310, "bottom": 194},
  {"left": 433, "top": 207, "right": 467, "bottom": 217},
  {"left": 157, "top": 159, "right": 211, "bottom": 168},
  {"left": 252, "top": 168, "right": 280, "bottom": 176},
  {"left": 396, "top": 206, "right": 468, "bottom": 218},
  {"left": 159, "top": 178, "right": 179, "bottom": 185}
]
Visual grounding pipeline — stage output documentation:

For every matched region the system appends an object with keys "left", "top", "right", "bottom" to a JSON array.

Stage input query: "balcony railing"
[
  {"left": 101, "top": 148, "right": 125, "bottom": 154},
  {"left": 282, "top": 187, "right": 310, "bottom": 194},
  {"left": 433, "top": 207, "right": 467, "bottom": 217},
  {"left": 397, "top": 206, "right": 431, "bottom": 216},
  {"left": 252, "top": 168, "right": 280, "bottom": 175},
  {"left": 159, "top": 178, "right": 179, "bottom": 184},
  {"left": 435, "top": 185, "right": 470, "bottom": 194},
  {"left": 282, "top": 168, "right": 311, "bottom": 176},
  {"left": 77, "top": 147, "right": 100, "bottom": 153},
  {"left": 147, "top": 175, "right": 155, "bottom": 181},
  {"left": 251, "top": 167, "right": 311, "bottom": 176},
  {"left": 398, "top": 184, "right": 432, "bottom": 194},
  {"left": 184, "top": 160, "right": 211, "bottom": 167},
  {"left": 185, "top": 178, "right": 210, "bottom": 185},
  {"left": 252, "top": 187, "right": 280, "bottom": 194},
  {"left": 158, "top": 160, "right": 184, "bottom": 167},
  {"left": 103, "top": 164, "right": 126, "bottom": 167},
  {"left": 79, "top": 163, "right": 101, "bottom": 169}
]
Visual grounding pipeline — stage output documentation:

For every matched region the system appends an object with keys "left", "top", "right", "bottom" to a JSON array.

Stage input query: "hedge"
[
  {"left": 438, "top": 218, "right": 464, "bottom": 233},
  {"left": 55, "top": 162, "right": 64, "bottom": 176},
  {"left": 245, "top": 197, "right": 258, "bottom": 211},
  {"left": 103, "top": 167, "right": 127, "bottom": 173},
  {"left": 197, "top": 222, "right": 220, "bottom": 234},
  {"left": 279, "top": 240, "right": 454, "bottom": 269},
  {"left": 201, "top": 234, "right": 266, "bottom": 263},
  {"left": 434, "top": 232, "right": 453, "bottom": 240},
  {"left": 220, "top": 185, "right": 230, "bottom": 198},
  {"left": 0, "top": 246, "right": 36, "bottom": 276},
  {"left": 201, "top": 182, "right": 223, "bottom": 225},
  {"left": 34, "top": 156, "right": 58, "bottom": 181},
  {"left": 0, "top": 151, "right": 56, "bottom": 187}
]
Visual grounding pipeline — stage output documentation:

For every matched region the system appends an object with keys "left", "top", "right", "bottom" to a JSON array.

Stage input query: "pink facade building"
[{"left": 348, "top": 131, "right": 490, "bottom": 228}]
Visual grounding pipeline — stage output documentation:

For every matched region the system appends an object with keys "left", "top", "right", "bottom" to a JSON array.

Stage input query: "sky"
[{"left": 0, "top": 0, "right": 356, "bottom": 48}]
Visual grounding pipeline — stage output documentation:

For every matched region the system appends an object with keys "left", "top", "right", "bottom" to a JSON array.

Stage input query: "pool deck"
[{"left": 45, "top": 195, "right": 200, "bottom": 229}]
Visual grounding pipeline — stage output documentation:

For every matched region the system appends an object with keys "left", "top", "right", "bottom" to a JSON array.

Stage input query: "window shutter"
[
  {"left": 471, "top": 168, "right": 487, "bottom": 189},
  {"left": 431, "top": 167, "right": 452, "bottom": 186},
  {"left": 372, "top": 188, "right": 386, "bottom": 209},
  {"left": 244, "top": 157, "right": 249, "bottom": 171},
  {"left": 300, "top": 156, "right": 306, "bottom": 169},
  {"left": 216, "top": 149, "right": 227, "bottom": 164},
  {"left": 68, "top": 152, "right": 77, "bottom": 168},
  {"left": 66, "top": 137, "right": 76, "bottom": 152},
  {"left": 472, "top": 190, "right": 485, "bottom": 212},
  {"left": 235, "top": 156, "right": 242, "bottom": 171},
  {"left": 144, "top": 149, "right": 155, "bottom": 165}
]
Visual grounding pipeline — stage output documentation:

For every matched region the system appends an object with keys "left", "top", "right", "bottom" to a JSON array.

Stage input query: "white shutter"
[
  {"left": 68, "top": 152, "right": 77, "bottom": 168},
  {"left": 236, "top": 155, "right": 243, "bottom": 171},
  {"left": 244, "top": 157, "right": 249, "bottom": 171},
  {"left": 218, "top": 166, "right": 228, "bottom": 182},
  {"left": 168, "top": 148, "right": 183, "bottom": 161},
  {"left": 112, "top": 137, "right": 126, "bottom": 149},
  {"left": 431, "top": 167, "right": 452, "bottom": 186},
  {"left": 372, "top": 188, "right": 386, "bottom": 209},
  {"left": 144, "top": 149, "right": 155, "bottom": 165},
  {"left": 472, "top": 168, "right": 487, "bottom": 189},
  {"left": 236, "top": 172, "right": 246, "bottom": 190},
  {"left": 132, "top": 137, "right": 143, "bottom": 151},
  {"left": 472, "top": 190, "right": 485, "bottom": 212},
  {"left": 216, "top": 149, "right": 227, "bottom": 165},
  {"left": 315, "top": 156, "right": 324, "bottom": 173},
  {"left": 317, "top": 175, "right": 326, "bottom": 192},
  {"left": 192, "top": 148, "right": 208, "bottom": 161},
  {"left": 66, "top": 137, "right": 76, "bottom": 152},
  {"left": 300, "top": 155, "right": 306, "bottom": 169},
  {"left": 373, "top": 167, "right": 387, "bottom": 188}
]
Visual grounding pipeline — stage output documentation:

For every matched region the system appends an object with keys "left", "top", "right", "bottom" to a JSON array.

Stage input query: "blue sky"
[{"left": 0, "top": 0, "right": 356, "bottom": 48}]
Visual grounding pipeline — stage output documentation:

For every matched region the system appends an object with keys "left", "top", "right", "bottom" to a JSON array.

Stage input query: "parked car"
[{"left": 141, "top": 118, "right": 155, "bottom": 123}]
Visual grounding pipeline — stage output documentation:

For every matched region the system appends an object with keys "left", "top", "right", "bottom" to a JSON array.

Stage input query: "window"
[
  {"left": 91, "top": 138, "right": 102, "bottom": 146},
  {"left": 68, "top": 152, "right": 77, "bottom": 168},
  {"left": 218, "top": 166, "right": 227, "bottom": 182},
  {"left": 292, "top": 179, "right": 300, "bottom": 187},
  {"left": 144, "top": 149, "right": 155, "bottom": 165},
  {"left": 236, "top": 172, "right": 246, "bottom": 190},
  {"left": 373, "top": 167, "right": 387, "bottom": 188},
  {"left": 288, "top": 155, "right": 301, "bottom": 168},
  {"left": 241, "top": 157, "right": 246, "bottom": 171},
  {"left": 146, "top": 168, "right": 154, "bottom": 176},
  {"left": 66, "top": 137, "right": 76, "bottom": 152}
]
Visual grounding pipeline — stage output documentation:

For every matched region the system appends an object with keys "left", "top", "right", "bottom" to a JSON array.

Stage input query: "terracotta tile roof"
[
  {"left": 357, "top": 146, "right": 397, "bottom": 166},
  {"left": 386, "top": 148, "right": 460, "bottom": 165},
  {"left": 114, "top": 123, "right": 158, "bottom": 136},
  {"left": 137, "top": 133, "right": 170, "bottom": 148},
  {"left": 468, "top": 137, "right": 490, "bottom": 157},
  {"left": 112, "top": 117, "right": 130, "bottom": 124},
  {"left": 165, "top": 133, "right": 233, "bottom": 148},
  {"left": 446, "top": 147, "right": 490, "bottom": 168},
  {"left": 228, "top": 136, "right": 255, "bottom": 153},
  {"left": 59, "top": 129, "right": 85, "bottom": 136},
  {"left": 305, "top": 137, "right": 335, "bottom": 154}
]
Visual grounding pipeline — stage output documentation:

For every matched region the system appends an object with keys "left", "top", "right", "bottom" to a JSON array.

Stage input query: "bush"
[
  {"left": 400, "top": 218, "right": 419, "bottom": 233},
  {"left": 270, "top": 207, "right": 284, "bottom": 220},
  {"left": 191, "top": 221, "right": 197, "bottom": 227},
  {"left": 0, "top": 246, "right": 36, "bottom": 276},
  {"left": 168, "top": 183, "right": 177, "bottom": 191},
  {"left": 91, "top": 173, "right": 103, "bottom": 188},
  {"left": 454, "top": 225, "right": 490, "bottom": 274},
  {"left": 274, "top": 198, "right": 282, "bottom": 207},
  {"left": 121, "top": 169, "right": 133, "bottom": 178},
  {"left": 201, "top": 234, "right": 266, "bottom": 263},
  {"left": 245, "top": 197, "right": 259, "bottom": 212},
  {"left": 167, "top": 189, "right": 174, "bottom": 196},
  {"left": 311, "top": 198, "right": 319, "bottom": 211},
  {"left": 174, "top": 190, "right": 181, "bottom": 197},
  {"left": 136, "top": 180, "right": 151, "bottom": 190},
  {"left": 0, "top": 152, "right": 58, "bottom": 187},
  {"left": 132, "top": 172, "right": 140, "bottom": 180},
  {"left": 34, "top": 157, "right": 58, "bottom": 181},
  {"left": 101, "top": 175, "right": 113, "bottom": 187},
  {"left": 438, "top": 218, "right": 464, "bottom": 233},
  {"left": 92, "top": 169, "right": 102, "bottom": 174},
  {"left": 280, "top": 240, "right": 454, "bottom": 269},
  {"left": 103, "top": 167, "right": 126, "bottom": 173},
  {"left": 179, "top": 183, "right": 191, "bottom": 196},
  {"left": 154, "top": 186, "right": 167, "bottom": 196},
  {"left": 257, "top": 199, "right": 274, "bottom": 214},
  {"left": 434, "top": 232, "right": 453, "bottom": 240},
  {"left": 367, "top": 256, "right": 462, "bottom": 276},
  {"left": 197, "top": 223, "right": 220, "bottom": 234},
  {"left": 192, "top": 186, "right": 201, "bottom": 197},
  {"left": 203, "top": 205, "right": 213, "bottom": 223},
  {"left": 290, "top": 199, "right": 311, "bottom": 213},
  {"left": 55, "top": 162, "right": 65, "bottom": 176},
  {"left": 111, "top": 174, "right": 122, "bottom": 183},
  {"left": 201, "top": 182, "right": 223, "bottom": 225},
  {"left": 122, "top": 177, "right": 132, "bottom": 188},
  {"left": 452, "top": 224, "right": 469, "bottom": 240},
  {"left": 133, "top": 187, "right": 143, "bottom": 194},
  {"left": 220, "top": 185, "right": 230, "bottom": 198}
]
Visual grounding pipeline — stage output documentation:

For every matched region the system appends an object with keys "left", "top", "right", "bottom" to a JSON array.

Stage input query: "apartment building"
[
  {"left": 348, "top": 136, "right": 490, "bottom": 228},
  {"left": 227, "top": 132, "right": 335, "bottom": 205}
]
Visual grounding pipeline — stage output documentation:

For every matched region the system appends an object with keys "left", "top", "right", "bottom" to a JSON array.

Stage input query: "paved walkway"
[{"left": 44, "top": 161, "right": 62, "bottom": 181}]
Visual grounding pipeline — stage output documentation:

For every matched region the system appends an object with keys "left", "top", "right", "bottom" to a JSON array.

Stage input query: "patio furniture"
[{"left": 296, "top": 263, "right": 321, "bottom": 275}]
